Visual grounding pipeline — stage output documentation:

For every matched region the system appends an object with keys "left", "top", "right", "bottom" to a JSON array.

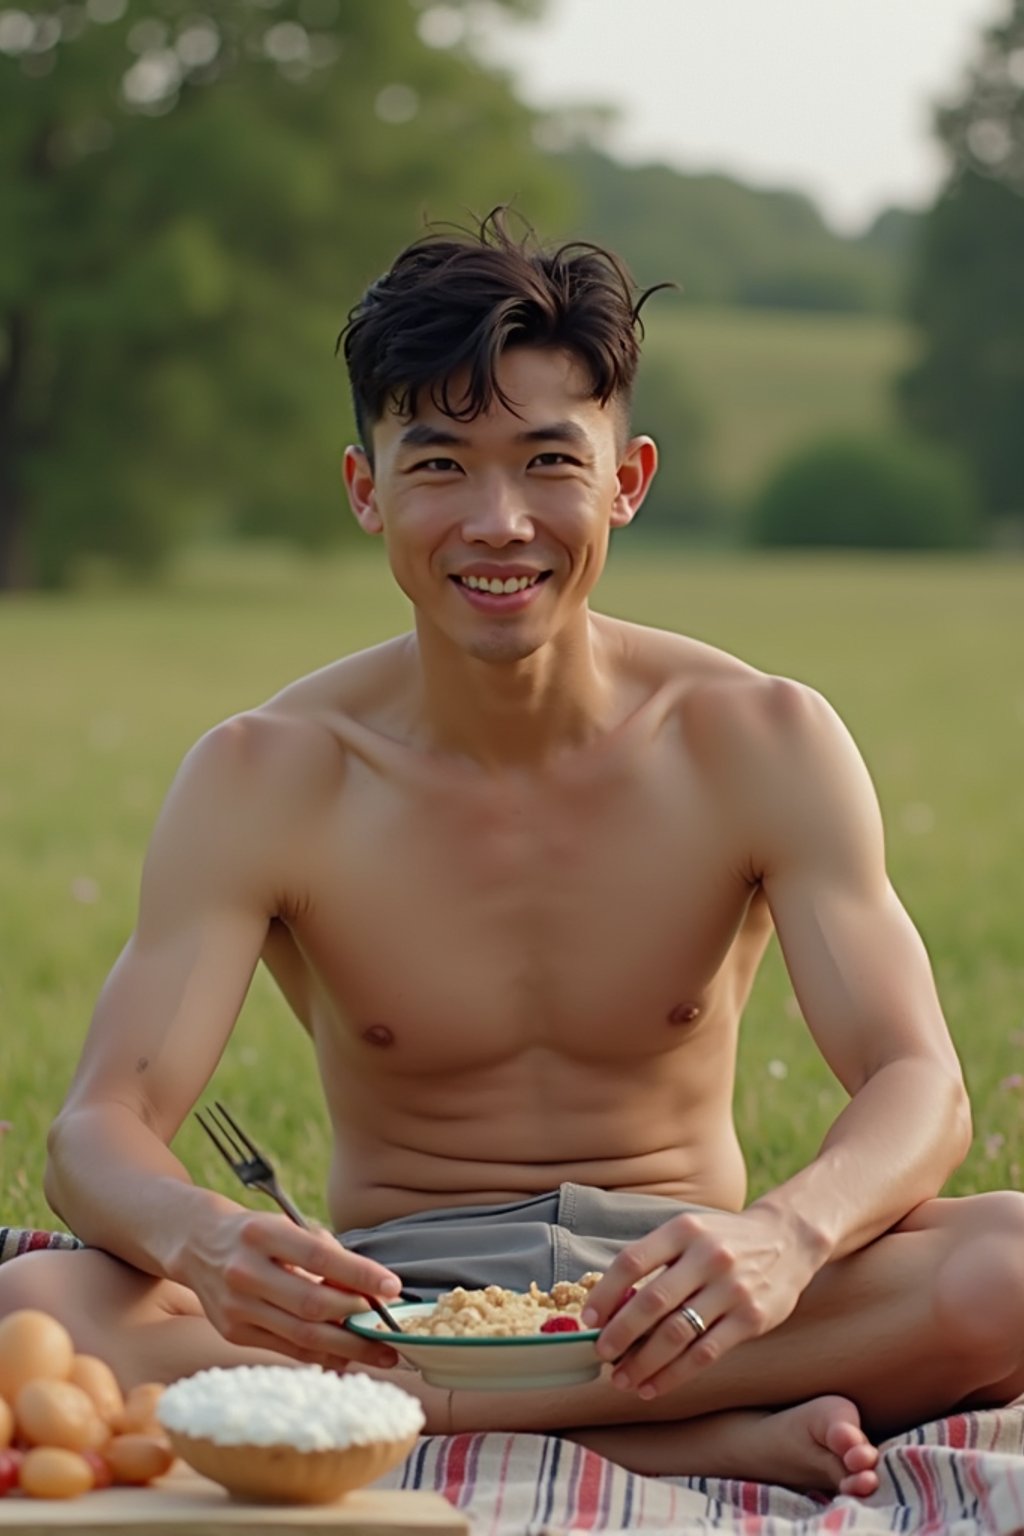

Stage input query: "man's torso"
[{"left": 247, "top": 615, "right": 778, "bottom": 1230}]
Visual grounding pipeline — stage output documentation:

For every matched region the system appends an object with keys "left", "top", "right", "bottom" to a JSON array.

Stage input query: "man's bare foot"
[
  {"left": 755, "top": 1395, "right": 880, "bottom": 1497},
  {"left": 568, "top": 1393, "right": 880, "bottom": 1496}
]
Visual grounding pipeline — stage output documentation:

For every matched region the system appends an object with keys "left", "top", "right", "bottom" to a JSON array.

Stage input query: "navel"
[
  {"left": 362, "top": 1023, "right": 396, "bottom": 1048},
  {"left": 668, "top": 1002, "right": 701, "bottom": 1025}
]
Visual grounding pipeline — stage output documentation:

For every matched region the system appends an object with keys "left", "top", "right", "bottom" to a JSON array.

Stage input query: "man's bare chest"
[{"left": 278, "top": 749, "right": 761, "bottom": 1068}]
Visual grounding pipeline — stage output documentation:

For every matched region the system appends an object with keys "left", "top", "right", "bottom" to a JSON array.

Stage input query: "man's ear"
[
  {"left": 344, "top": 445, "right": 382, "bottom": 535},
  {"left": 611, "top": 436, "right": 658, "bottom": 528}
]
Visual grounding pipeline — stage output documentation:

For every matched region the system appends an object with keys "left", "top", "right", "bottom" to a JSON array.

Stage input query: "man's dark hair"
[{"left": 337, "top": 208, "right": 668, "bottom": 457}]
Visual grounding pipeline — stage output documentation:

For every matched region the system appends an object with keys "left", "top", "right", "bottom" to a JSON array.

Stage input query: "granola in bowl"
[{"left": 399, "top": 1274, "right": 603, "bottom": 1337}]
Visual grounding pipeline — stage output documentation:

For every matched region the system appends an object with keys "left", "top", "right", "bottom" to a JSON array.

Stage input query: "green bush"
[
  {"left": 747, "top": 433, "right": 982, "bottom": 549},
  {"left": 629, "top": 350, "right": 722, "bottom": 538}
]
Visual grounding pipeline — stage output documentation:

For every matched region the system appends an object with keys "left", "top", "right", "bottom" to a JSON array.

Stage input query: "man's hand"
[
  {"left": 181, "top": 1209, "right": 405, "bottom": 1371},
  {"left": 581, "top": 1205, "right": 821, "bottom": 1398}
]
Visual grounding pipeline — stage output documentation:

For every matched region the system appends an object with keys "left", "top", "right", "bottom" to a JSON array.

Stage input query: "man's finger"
[
  {"left": 591, "top": 1256, "right": 704, "bottom": 1363},
  {"left": 609, "top": 1288, "right": 722, "bottom": 1390},
  {"left": 583, "top": 1217, "right": 703, "bottom": 1326},
  {"left": 624, "top": 1315, "right": 741, "bottom": 1399},
  {"left": 240, "top": 1216, "right": 402, "bottom": 1299},
  {"left": 232, "top": 1295, "right": 401, "bottom": 1369},
  {"left": 261, "top": 1264, "right": 394, "bottom": 1327},
  {"left": 224, "top": 1319, "right": 400, "bottom": 1372}
]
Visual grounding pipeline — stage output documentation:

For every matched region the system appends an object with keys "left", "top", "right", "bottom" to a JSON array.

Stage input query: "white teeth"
[{"left": 459, "top": 573, "right": 540, "bottom": 594}]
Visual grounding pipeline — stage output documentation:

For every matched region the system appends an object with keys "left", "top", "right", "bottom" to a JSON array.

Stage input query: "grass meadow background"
[
  {"left": 2, "top": 544, "right": 1023, "bottom": 1232},
  {"left": 647, "top": 307, "right": 910, "bottom": 499}
]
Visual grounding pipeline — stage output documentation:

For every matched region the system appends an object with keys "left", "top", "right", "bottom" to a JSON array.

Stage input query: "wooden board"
[{"left": 0, "top": 1463, "right": 469, "bottom": 1535}]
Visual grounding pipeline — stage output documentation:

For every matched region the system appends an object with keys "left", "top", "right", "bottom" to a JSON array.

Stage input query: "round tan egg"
[
  {"left": 104, "top": 1432, "right": 174, "bottom": 1485},
  {"left": 68, "top": 1354, "right": 124, "bottom": 1427},
  {"left": 19, "top": 1446, "right": 94, "bottom": 1499},
  {"left": 16, "top": 1380, "right": 109, "bottom": 1452},
  {"left": 0, "top": 1394, "right": 12, "bottom": 1449},
  {"left": 0, "top": 1311, "right": 74, "bottom": 1401},
  {"left": 115, "top": 1381, "right": 165, "bottom": 1436}
]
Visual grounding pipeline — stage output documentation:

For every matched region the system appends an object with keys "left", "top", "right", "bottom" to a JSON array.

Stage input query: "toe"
[
  {"left": 823, "top": 1410, "right": 873, "bottom": 1462},
  {"left": 842, "top": 1441, "right": 879, "bottom": 1474},
  {"left": 839, "top": 1466, "right": 880, "bottom": 1499}
]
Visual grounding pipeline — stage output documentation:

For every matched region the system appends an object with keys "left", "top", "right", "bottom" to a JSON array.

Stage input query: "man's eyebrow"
[
  {"left": 515, "top": 421, "right": 591, "bottom": 448},
  {"left": 396, "top": 419, "right": 592, "bottom": 451},
  {"left": 397, "top": 423, "right": 471, "bottom": 450}
]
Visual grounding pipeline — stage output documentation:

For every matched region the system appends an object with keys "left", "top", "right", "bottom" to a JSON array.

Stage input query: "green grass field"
[
  {"left": 2, "top": 545, "right": 1022, "bottom": 1234},
  {"left": 646, "top": 307, "right": 913, "bottom": 499}
]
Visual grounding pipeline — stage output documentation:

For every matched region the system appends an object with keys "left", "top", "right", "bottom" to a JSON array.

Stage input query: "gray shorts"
[{"left": 338, "top": 1183, "right": 702, "bottom": 1302}]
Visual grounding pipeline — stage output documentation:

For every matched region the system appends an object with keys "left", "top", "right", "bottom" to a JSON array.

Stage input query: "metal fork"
[{"left": 195, "top": 1100, "right": 402, "bottom": 1333}]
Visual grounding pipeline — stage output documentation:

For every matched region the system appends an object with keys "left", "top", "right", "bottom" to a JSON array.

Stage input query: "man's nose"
[{"left": 461, "top": 478, "right": 534, "bottom": 544}]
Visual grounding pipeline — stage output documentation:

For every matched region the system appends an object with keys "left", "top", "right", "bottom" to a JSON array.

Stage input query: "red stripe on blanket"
[
  {"left": 25, "top": 1231, "right": 60, "bottom": 1253},
  {"left": 487, "top": 1435, "right": 516, "bottom": 1536},
  {"left": 740, "top": 1479, "right": 762, "bottom": 1514},
  {"left": 963, "top": 1448, "right": 999, "bottom": 1532},
  {"left": 946, "top": 1413, "right": 969, "bottom": 1449},
  {"left": 902, "top": 1446, "right": 941, "bottom": 1528},
  {"left": 571, "top": 1446, "right": 606, "bottom": 1529},
  {"left": 441, "top": 1431, "right": 471, "bottom": 1505}
]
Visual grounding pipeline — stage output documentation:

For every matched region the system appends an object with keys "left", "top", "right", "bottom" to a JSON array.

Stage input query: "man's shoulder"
[
  {"left": 610, "top": 617, "right": 851, "bottom": 802},
  {"left": 606, "top": 612, "right": 823, "bottom": 727},
  {"left": 177, "top": 637, "right": 412, "bottom": 800}
]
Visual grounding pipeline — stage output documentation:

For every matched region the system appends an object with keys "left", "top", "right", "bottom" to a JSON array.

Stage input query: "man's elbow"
[
  {"left": 43, "top": 1110, "right": 78, "bottom": 1220},
  {"left": 945, "top": 1072, "right": 974, "bottom": 1171}
]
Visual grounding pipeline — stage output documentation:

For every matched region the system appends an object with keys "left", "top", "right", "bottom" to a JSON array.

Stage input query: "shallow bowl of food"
[
  {"left": 156, "top": 1364, "right": 423, "bottom": 1505},
  {"left": 347, "top": 1299, "right": 602, "bottom": 1391},
  {"left": 163, "top": 1427, "right": 420, "bottom": 1504}
]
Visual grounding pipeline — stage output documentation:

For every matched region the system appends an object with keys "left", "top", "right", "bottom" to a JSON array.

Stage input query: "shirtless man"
[{"left": 3, "top": 212, "right": 1023, "bottom": 1499}]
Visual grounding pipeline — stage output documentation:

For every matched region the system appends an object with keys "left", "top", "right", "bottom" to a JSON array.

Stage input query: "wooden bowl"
[{"left": 164, "top": 1428, "right": 420, "bottom": 1504}]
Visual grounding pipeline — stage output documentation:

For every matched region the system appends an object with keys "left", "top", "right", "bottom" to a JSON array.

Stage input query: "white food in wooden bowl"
[{"left": 156, "top": 1365, "right": 423, "bottom": 1504}]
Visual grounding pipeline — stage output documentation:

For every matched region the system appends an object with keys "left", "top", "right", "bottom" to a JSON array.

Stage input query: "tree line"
[{"left": 1, "top": 0, "right": 1021, "bottom": 588}]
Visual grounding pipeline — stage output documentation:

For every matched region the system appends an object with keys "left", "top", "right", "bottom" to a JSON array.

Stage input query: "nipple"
[
  {"left": 362, "top": 1023, "right": 395, "bottom": 1048},
  {"left": 668, "top": 1002, "right": 701, "bottom": 1025}
]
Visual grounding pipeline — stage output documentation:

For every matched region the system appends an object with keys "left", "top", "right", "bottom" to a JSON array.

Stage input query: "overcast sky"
[{"left": 477, "top": 0, "right": 1005, "bottom": 233}]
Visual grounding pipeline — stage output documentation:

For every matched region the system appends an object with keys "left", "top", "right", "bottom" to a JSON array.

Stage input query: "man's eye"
[
  {"left": 530, "top": 452, "right": 577, "bottom": 468},
  {"left": 411, "top": 457, "right": 461, "bottom": 473}
]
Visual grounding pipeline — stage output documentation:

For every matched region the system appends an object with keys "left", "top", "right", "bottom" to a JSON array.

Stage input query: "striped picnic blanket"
[
  {"left": 0, "top": 1226, "right": 83, "bottom": 1263},
  {"left": 378, "top": 1416, "right": 1024, "bottom": 1535},
  {"left": 4, "top": 1228, "right": 1024, "bottom": 1533}
]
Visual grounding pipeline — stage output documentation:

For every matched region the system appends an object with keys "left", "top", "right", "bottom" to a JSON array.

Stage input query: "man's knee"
[
  {"left": 0, "top": 1249, "right": 74, "bottom": 1320},
  {"left": 931, "top": 1192, "right": 1024, "bottom": 1367},
  {"left": 0, "top": 1253, "right": 33, "bottom": 1314},
  {"left": 0, "top": 1248, "right": 165, "bottom": 1340}
]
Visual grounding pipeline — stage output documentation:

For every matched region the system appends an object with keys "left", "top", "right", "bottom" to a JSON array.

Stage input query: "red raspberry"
[{"left": 540, "top": 1315, "right": 581, "bottom": 1333}]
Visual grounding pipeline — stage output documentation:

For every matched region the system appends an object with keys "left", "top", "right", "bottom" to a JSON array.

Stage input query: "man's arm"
[
  {"left": 583, "top": 676, "right": 970, "bottom": 1391},
  {"left": 746, "top": 678, "right": 971, "bottom": 1256},
  {"left": 46, "top": 715, "right": 401, "bottom": 1369},
  {"left": 46, "top": 721, "right": 270, "bottom": 1273}
]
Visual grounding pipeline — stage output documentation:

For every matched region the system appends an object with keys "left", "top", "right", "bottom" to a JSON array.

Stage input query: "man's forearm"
[
  {"left": 752, "top": 1057, "right": 972, "bottom": 1266},
  {"left": 45, "top": 1102, "right": 241, "bottom": 1284}
]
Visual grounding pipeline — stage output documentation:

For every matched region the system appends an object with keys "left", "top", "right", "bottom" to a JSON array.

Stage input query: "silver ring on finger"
[{"left": 677, "top": 1303, "right": 707, "bottom": 1339}]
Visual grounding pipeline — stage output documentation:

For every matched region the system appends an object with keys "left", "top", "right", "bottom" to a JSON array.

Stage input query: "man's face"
[{"left": 344, "top": 347, "right": 655, "bottom": 665}]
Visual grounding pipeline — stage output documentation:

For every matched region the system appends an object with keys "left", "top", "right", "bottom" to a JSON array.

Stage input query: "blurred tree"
[
  {"left": 628, "top": 347, "right": 718, "bottom": 539},
  {"left": 551, "top": 146, "right": 907, "bottom": 315},
  {"left": 0, "top": 0, "right": 565, "bottom": 589},
  {"left": 899, "top": 0, "right": 1024, "bottom": 529},
  {"left": 746, "top": 433, "right": 981, "bottom": 551}
]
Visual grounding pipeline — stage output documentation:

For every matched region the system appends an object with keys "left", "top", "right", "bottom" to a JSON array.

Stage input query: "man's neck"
[{"left": 411, "top": 610, "right": 619, "bottom": 770}]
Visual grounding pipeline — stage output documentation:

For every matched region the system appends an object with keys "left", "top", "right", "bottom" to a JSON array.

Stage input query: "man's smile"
[{"left": 449, "top": 569, "right": 553, "bottom": 609}]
